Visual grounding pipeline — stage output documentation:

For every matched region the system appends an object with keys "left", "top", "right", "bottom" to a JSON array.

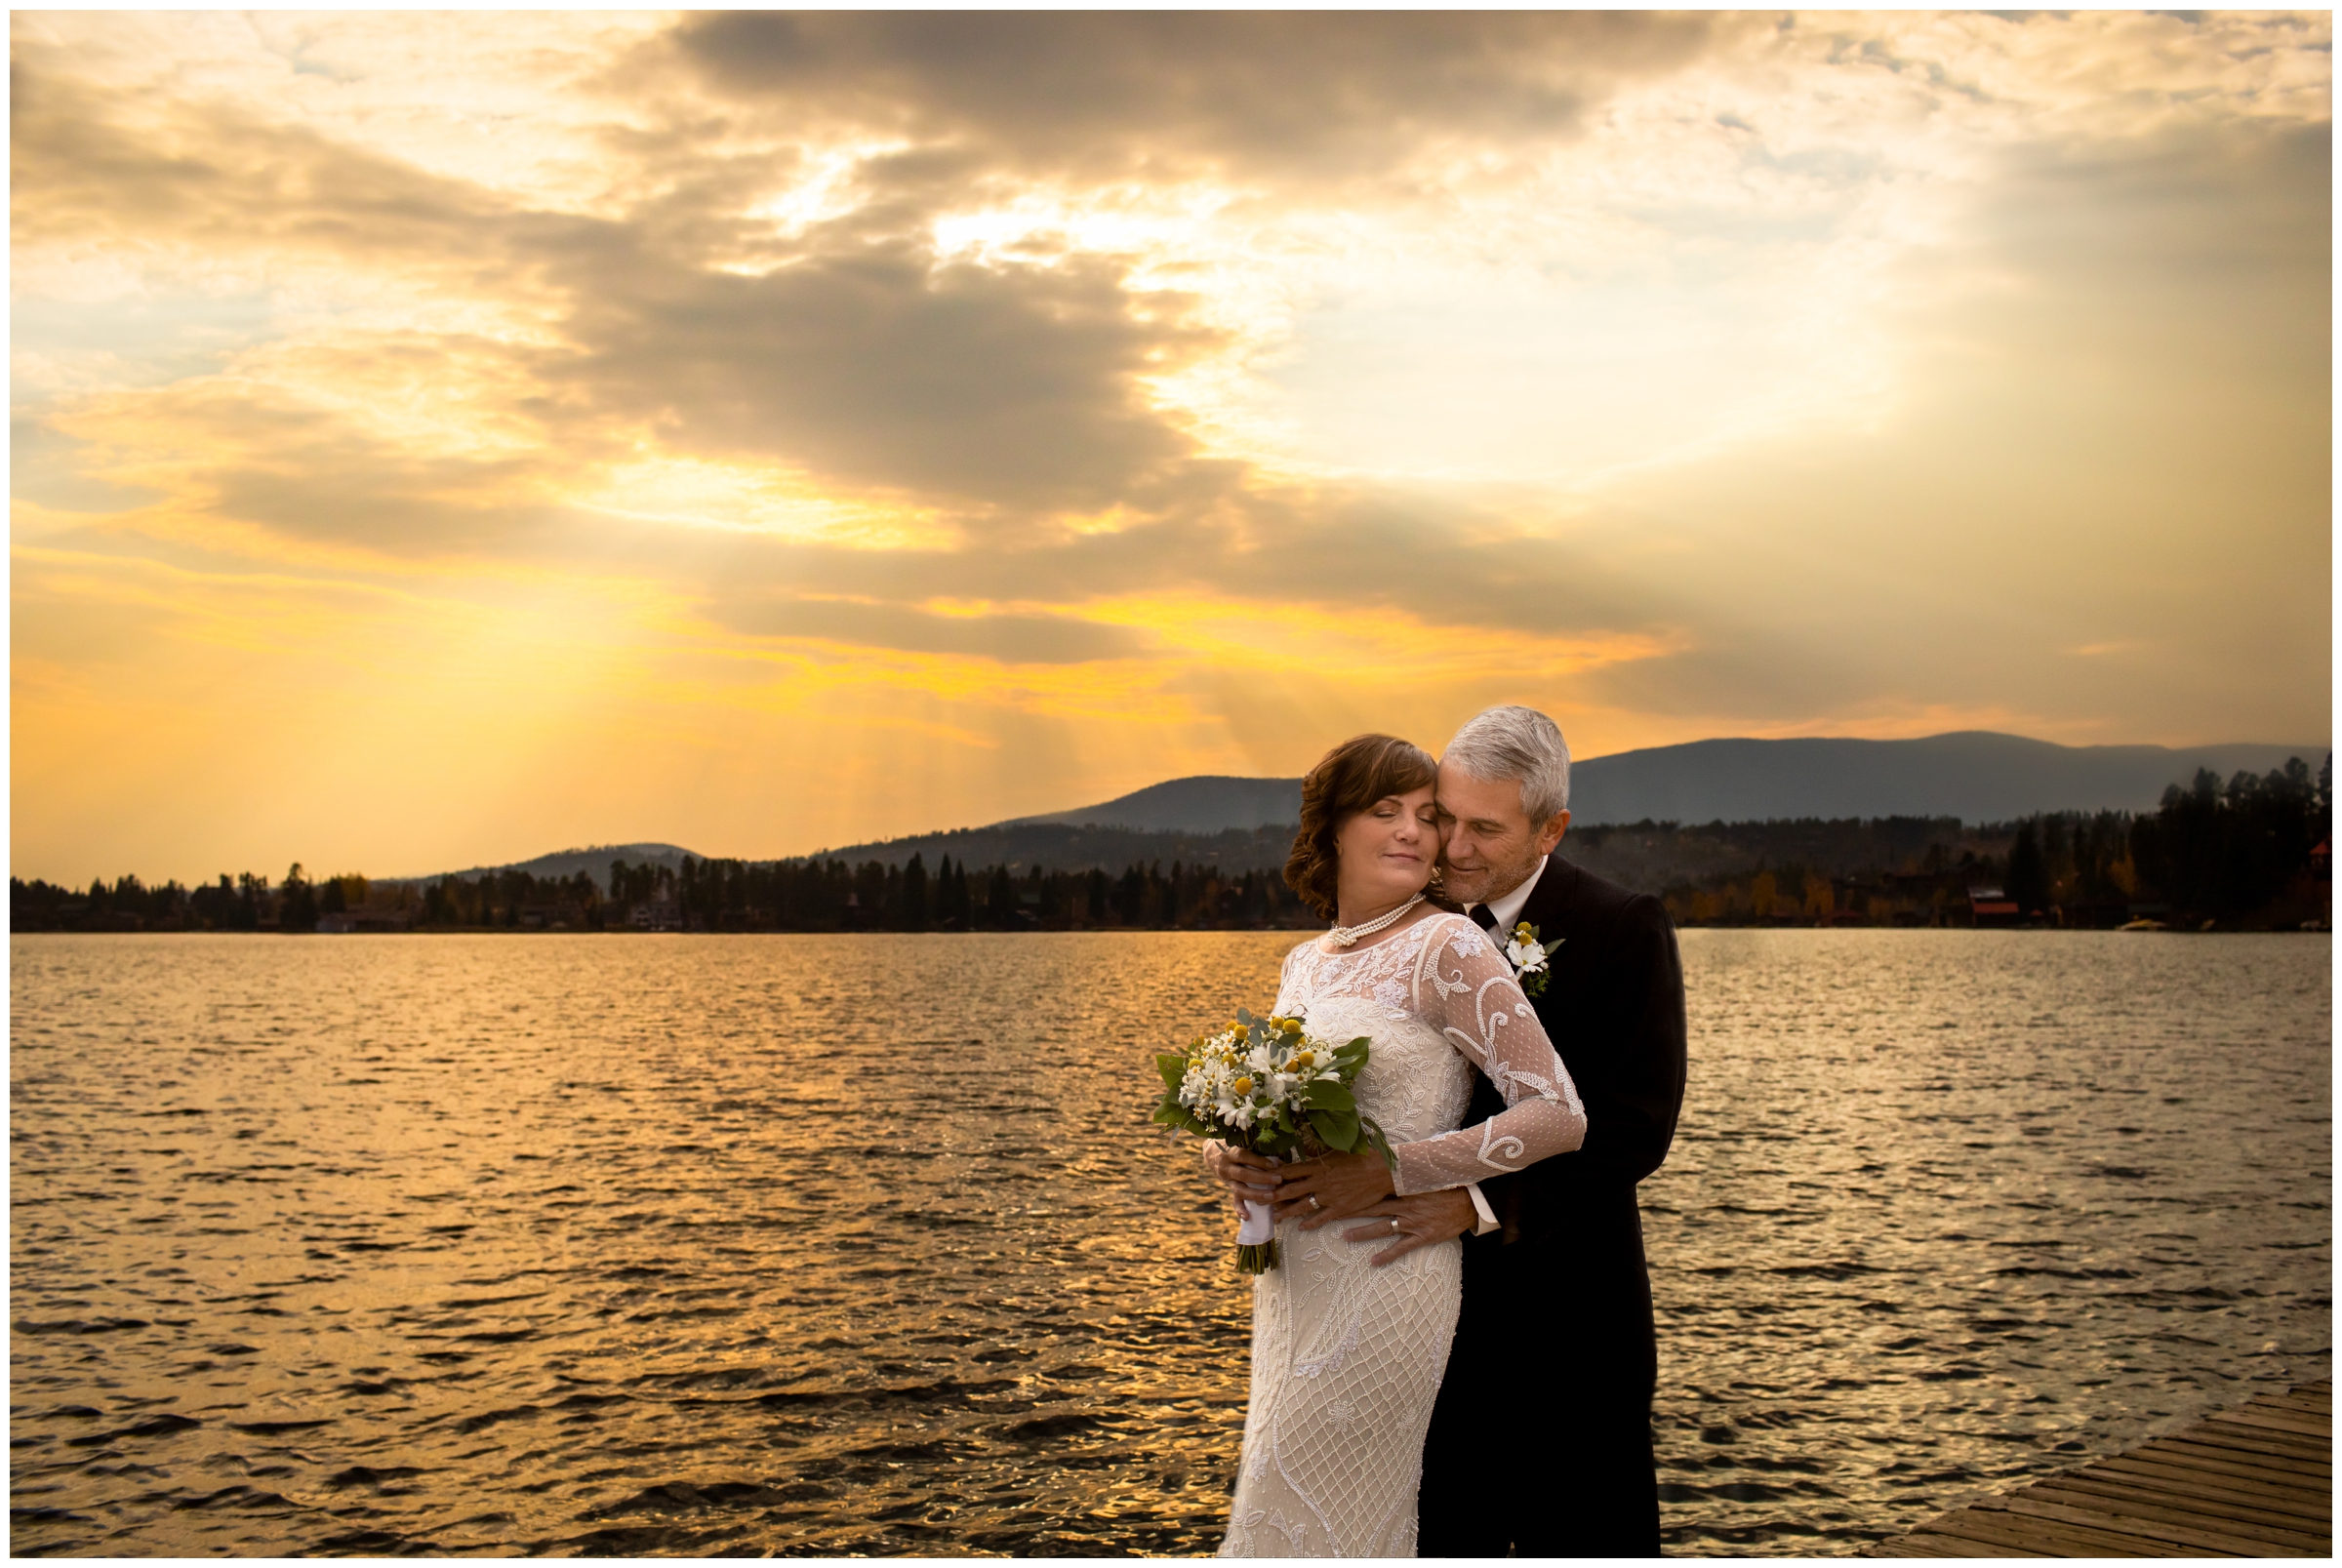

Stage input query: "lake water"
[{"left": 9, "top": 930, "right": 2330, "bottom": 1557}]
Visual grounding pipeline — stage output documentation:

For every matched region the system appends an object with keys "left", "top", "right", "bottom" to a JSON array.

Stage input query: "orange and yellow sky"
[{"left": 11, "top": 11, "right": 2332, "bottom": 883}]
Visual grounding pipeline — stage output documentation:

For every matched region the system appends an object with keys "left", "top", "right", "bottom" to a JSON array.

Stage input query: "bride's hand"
[
  {"left": 1339, "top": 1189, "right": 1477, "bottom": 1266},
  {"left": 1272, "top": 1149, "right": 1395, "bottom": 1227},
  {"left": 1203, "top": 1139, "right": 1283, "bottom": 1218}
]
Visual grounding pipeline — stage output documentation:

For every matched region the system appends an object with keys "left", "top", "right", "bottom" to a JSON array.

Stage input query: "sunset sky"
[{"left": 11, "top": 11, "right": 2332, "bottom": 883}]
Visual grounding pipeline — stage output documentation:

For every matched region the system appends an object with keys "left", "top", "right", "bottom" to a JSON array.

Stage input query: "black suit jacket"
[
  {"left": 1422, "top": 851, "right": 1684, "bottom": 1552},
  {"left": 1467, "top": 853, "right": 1686, "bottom": 1296}
]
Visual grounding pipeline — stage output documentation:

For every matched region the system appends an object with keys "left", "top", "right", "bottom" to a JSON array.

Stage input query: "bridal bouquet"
[{"left": 1151, "top": 1008, "right": 1393, "bottom": 1273}]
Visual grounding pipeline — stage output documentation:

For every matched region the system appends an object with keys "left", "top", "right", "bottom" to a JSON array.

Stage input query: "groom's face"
[{"left": 1435, "top": 762, "right": 1569, "bottom": 905}]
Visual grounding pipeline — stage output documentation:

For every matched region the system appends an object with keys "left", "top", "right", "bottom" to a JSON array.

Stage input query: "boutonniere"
[{"left": 1503, "top": 921, "right": 1565, "bottom": 997}]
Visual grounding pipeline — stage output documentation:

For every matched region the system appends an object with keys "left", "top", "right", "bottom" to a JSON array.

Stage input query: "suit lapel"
[
  {"left": 1471, "top": 855, "right": 1580, "bottom": 1244},
  {"left": 1519, "top": 855, "right": 1591, "bottom": 1015},
  {"left": 1522, "top": 853, "right": 1578, "bottom": 935}
]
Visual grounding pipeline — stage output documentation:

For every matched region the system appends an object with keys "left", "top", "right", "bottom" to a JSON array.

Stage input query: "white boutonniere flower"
[{"left": 1503, "top": 921, "right": 1564, "bottom": 998}]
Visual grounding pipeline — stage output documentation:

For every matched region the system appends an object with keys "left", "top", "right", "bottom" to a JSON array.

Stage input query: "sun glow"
[{"left": 11, "top": 11, "right": 2329, "bottom": 879}]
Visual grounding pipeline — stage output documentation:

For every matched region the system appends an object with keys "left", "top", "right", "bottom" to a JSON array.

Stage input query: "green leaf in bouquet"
[
  {"left": 1155, "top": 1052, "right": 1190, "bottom": 1094},
  {"left": 1152, "top": 1102, "right": 1206, "bottom": 1135},
  {"left": 1358, "top": 1113, "right": 1396, "bottom": 1167},
  {"left": 1307, "top": 1106, "right": 1361, "bottom": 1151},
  {"left": 1299, "top": 1079, "right": 1356, "bottom": 1113}
]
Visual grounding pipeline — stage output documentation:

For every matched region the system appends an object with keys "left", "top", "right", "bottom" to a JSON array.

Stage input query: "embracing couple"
[{"left": 1204, "top": 705, "right": 1688, "bottom": 1557}]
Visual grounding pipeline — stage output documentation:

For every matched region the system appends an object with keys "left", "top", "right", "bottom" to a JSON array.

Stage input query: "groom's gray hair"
[{"left": 1443, "top": 705, "right": 1571, "bottom": 824}]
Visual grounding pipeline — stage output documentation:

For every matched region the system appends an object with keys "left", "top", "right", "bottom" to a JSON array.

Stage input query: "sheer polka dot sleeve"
[{"left": 1390, "top": 916, "right": 1587, "bottom": 1196}]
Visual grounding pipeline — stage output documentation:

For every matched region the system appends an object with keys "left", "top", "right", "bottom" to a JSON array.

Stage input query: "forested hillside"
[{"left": 17, "top": 758, "right": 2325, "bottom": 934}]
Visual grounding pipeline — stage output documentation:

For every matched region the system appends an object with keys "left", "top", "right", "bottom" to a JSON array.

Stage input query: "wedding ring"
[
  {"left": 1390, "top": 1217, "right": 1401, "bottom": 1233},
  {"left": 1307, "top": 1194, "right": 1322, "bottom": 1213}
]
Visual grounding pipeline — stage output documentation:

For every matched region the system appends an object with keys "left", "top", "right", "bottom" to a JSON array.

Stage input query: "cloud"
[
  {"left": 664, "top": 13, "right": 1727, "bottom": 183},
  {"left": 7, "top": 11, "right": 2331, "bottom": 880},
  {"left": 1953, "top": 116, "right": 2330, "bottom": 366},
  {"left": 8, "top": 57, "right": 508, "bottom": 259},
  {"left": 539, "top": 234, "right": 1218, "bottom": 513},
  {"left": 30, "top": 374, "right": 595, "bottom": 559},
  {"left": 13, "top": 48, "right": 1231, "bottom": 521},
  {"left": 708, "top": 595, "right": 1151, "bottom": 664},
  {"left": 557, "top": 477, "right": 1687, "bottom": 657},
  {"left": 9, "top": 420, "right": 163, "bottom": 514}
]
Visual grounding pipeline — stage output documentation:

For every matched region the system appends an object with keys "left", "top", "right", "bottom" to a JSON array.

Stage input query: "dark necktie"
[{"left": 1469, "top": 903, "right": 1500, "bottom": 933}]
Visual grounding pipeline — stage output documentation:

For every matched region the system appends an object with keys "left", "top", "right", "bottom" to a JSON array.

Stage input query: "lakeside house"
[
  {"left": 316, "top": 911, "right": 409, "bottom": 934},
  {"left": 1967, "top": 886, "right": 2022, "bottom": 926},
  {"left": 630, "top": 898, "right": 684, "bottom": 931}
]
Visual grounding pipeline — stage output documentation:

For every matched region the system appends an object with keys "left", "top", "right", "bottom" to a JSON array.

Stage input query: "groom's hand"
[
  {"left": 1272, "top": 1150, "right": 1396, "bottom": 1227},
  {"left": 1340, "top": 1189, "right": 1478, "bottom": 1267}
]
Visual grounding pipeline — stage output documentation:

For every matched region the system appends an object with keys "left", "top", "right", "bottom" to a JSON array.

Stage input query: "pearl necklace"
[{"left": 1326, "top": 893, "right": 1426, "bottom": 948}]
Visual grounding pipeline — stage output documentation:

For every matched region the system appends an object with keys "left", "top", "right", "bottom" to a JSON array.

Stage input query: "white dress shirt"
[
  {"left": 1474, "top": 855, "right": 1549, "bottom": 938},
  {"left": 1458, "top": 855, "right": 1553, "bottom": 1235}
]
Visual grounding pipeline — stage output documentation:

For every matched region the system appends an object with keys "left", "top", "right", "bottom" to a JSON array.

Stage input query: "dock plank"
[
  {"left": 1858, "top": 1378, "right": 2330, "bottom": 1558},
  {"left": 1912, "top": 1507, "right": 2201, "bottom": 1557},
  {"left": 2209, "top": 1411, "right": 2329, "bottom": 1442},
  {"left": 2110, "top": 1443, "right": 2331, "bottom": 1491},
  {"left": 2045, "top": 1465, "right": 2331, "bottom": 1520},
  {"left": 2182, "top": 1423, "right": 2332, "bottom": 1460},
  {"left": 2016, "top": 1479, "right": 2331, "bottom": 1548},
  {"left": 2090, "top": 1458, "right": 2333, "bottom": 1519},
  {"left": 2252, "top": 1388, "right": 2327, "bottom": 1409},
  {"left": 1878, "top": 1531, "right": 2055, "bottom": 1558},
  {"left": 1989, "top": 1491, "right": 2324, "bottom": 1555},
  {"left": 2176, "top": 1432, "right": 2333, "bottom": 1470},
  {"left": 2135, "top": 1441, "right": 2332, "bottom": 1488}
]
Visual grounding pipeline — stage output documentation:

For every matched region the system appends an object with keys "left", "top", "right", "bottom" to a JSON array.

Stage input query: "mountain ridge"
[
  {"left": 394, "top": 731, "right": 2326, "bottom": 885},
  {"left": 990, "top": 731, "right": 2325, "bottom": 837},
  {"left": 387, "top": 842, "right": 704, "bottom": 887},
  {"left": 1001, "top": 775, "right": 1305, "bottom": 833}
]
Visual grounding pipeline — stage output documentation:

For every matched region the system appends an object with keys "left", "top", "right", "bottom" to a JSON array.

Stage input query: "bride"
[{"left": 1212, "top": 734, "right": 1585, "bottom": 1558}]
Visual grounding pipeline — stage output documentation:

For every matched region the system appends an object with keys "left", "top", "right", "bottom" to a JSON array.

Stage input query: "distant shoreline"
[
  {"left": 14, "top": 759, "right": 2328, "bottom": 936},
  {"left": 11, "top": 923, "right": 2328, "bottom": 939}
]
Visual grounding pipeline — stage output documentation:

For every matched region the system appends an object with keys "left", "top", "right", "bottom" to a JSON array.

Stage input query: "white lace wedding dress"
[{"left": 1219, "top": 912, "right": 1586, "bottom": 1558}]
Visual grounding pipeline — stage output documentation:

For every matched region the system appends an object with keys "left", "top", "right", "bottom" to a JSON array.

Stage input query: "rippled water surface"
[{"left": 10, "top": 931, "right": 2331, "bottom": 1556}]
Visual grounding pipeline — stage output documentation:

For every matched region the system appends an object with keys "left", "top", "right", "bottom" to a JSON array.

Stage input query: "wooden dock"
[{"left": 1864, "top": 1378, "right": 2330, "bottom": 1557}]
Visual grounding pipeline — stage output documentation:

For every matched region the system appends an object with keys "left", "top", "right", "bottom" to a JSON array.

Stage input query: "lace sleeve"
[{"left": 1390, "top": 916, "right": 1587, "bottom": 1196}]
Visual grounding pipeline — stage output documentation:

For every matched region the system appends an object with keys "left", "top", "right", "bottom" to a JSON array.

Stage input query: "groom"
[{"left": 1210, "top": 704, "right": 1687, "bottom": 1555}]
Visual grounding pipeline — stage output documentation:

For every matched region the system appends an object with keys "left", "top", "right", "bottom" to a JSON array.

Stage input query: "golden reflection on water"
[{"left": 9, "top": 931, "right": 2331, "bottom": 1556}]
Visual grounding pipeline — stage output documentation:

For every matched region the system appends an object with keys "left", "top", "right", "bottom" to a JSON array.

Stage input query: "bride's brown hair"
[{"left": 1282, "top": 734, "right": 1449, "bottom": 922}]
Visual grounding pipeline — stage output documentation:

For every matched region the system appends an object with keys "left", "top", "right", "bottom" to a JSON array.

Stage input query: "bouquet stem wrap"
[
  {"left": 1151, "top": 1009, "right": 1393, "bottom": 1274},
  {"left": 1232, "top": 1152, "right": 1285, "bottom": 1273}
]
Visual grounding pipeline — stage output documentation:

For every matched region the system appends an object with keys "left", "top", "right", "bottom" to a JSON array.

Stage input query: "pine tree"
[
  {"left": 2006, "top": 821, "right": 2048, "bottom": 914},
  {"left": 903, "top": 853, "right": 928, "bottom": 929}
]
